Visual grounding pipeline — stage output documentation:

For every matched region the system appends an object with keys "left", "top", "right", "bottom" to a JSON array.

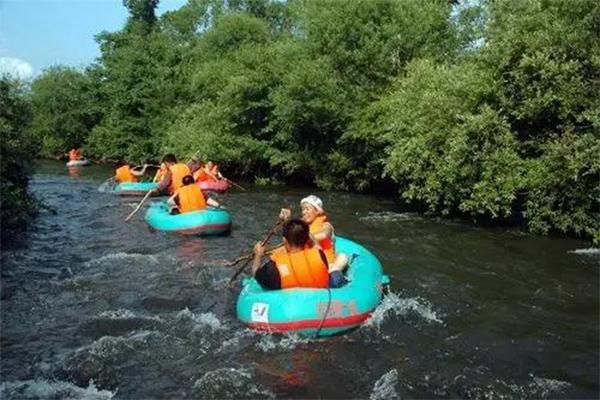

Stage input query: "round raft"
[
  {"left": 144, "top": 201, "right": 232, "bottom": 235},
  {"left": 66, "top": 159, "right": 91, "bottom": 167},
  {"left": 236, "top": 236, "right": 390, "bottom": 337},
  {"left": 197, "top": 180, "right": 230, "bottom": 193},
  {"left": 114, "top": 182, "right": 158, "bottom": 196}
]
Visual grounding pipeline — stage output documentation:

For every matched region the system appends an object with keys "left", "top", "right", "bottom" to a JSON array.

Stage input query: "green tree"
[
  {"left": 30, "top": 66, "right": 99, "bottom": 158},
  {"left": 0, "top": 77, "right": 37, "bottom": 241}
]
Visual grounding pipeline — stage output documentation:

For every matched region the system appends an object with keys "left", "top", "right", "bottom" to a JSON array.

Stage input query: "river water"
[{"left": 1, "top": 160, "right": 598, "bottom": 399}]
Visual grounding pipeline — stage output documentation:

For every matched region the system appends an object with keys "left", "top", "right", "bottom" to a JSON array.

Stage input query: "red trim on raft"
[
  {"left": 245, "top": 311, "right": 372, "bottom": 332},
  {"left": 175, "top": 223, "right": 231, "bottom": 235},
  {"left": 117, "top": 190, "right": 147, "bottom": 196}
]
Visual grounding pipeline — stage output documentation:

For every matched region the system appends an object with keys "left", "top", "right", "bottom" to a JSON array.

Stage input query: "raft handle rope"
[{"left": 314, "top": 252, "right": 359, "bottom": 338}]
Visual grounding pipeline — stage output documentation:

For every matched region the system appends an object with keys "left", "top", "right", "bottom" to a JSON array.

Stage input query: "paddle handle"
[
  {"left": 228, "top": 220, "right": 282, "bottom": 285},
  {"left": 125, "top": 190, "right": 153, "bottom": 222}
]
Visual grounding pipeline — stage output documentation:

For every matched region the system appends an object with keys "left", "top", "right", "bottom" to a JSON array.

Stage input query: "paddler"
[
  {"left": 149, "top": 154, "right": 190, "bottom": 196},
  {"left": 114, "top": 161, "right": 150, "bottom": 183},
  {"left": 167, "top": 175, "right": 220, "bottom": 214},
  {"left": 279, "top": 195, "right": 349, "bottom": 288},
  {"left": 251, "top": 219, "right": 330, "bottom": 290}
]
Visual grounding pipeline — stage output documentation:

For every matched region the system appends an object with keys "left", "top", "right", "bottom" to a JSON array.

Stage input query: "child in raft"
[
  {"left": 278, "top": 195, "right": 349, "bottom": 288},
  {"left": 167, "top": 175, "right": 220, "bottom": 215}
]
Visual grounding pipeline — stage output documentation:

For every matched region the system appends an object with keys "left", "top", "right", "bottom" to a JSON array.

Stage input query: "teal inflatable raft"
[
  {"left": 144, "top": 201, "right": 231, "bottom": 235},
  {"left": 114, "top": 182, "right": 158, "bottom": 196},
  {"left": 236, "top": 236, "right": 389, "bottom": 337}
]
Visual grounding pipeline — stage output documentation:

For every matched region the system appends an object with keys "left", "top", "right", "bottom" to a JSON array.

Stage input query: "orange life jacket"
[
  {"left": 203, "top": 165, "right": 218, "bottom": 182},
  {"left": 115, "top": 165, "right": 137, "bottom": 183},
  {"left": 270, "top": 245, "right": 329, "bottom": 289},
  {"left": 309, "top": 215, "right": 336, "bottom": 263},
  {"left": 168, "top": 163, "right": 191, "bottom": 194},
  {"left": 177, "top": 184, "right": 206, "bottom": 213},
  {"left": 153, "top": 165, "right": 167, "bottom": 183},
  {"left": 194, "top": 168, "right": 208, "bottom": 182},
  {"left": 69, "top": 149, "right": 80, "bottom": 161}
]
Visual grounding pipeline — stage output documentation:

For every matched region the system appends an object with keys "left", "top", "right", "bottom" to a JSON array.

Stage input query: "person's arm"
[
  {"left": 311, "top": 222, "right": 333, "bottom": 241},
  {"left": 131, "top": 164, "right": 149, "bottom": 177},
  {"left": 207, "top": 197, "right": 220, "bottom": 208},
  {"left": 167, "top": 192, "right": 178, "bottom": 207},
  {"left": 279, "top": 208, "right": 292, "bottom": 222},
  {"left": 156, "top": 170, "right": 172, "bottom": 193}
]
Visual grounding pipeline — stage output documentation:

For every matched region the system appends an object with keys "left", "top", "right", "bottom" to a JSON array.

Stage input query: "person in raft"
[
  {"left": 68, "top": 148, "right": 84, "bottom": 161},
  {"left": 279, "top": 195, "right": 349, "bottom": 288},
  {"left": 114, "top": 161, "right": 150, "bottom": 183},
  {"left": 251, "top": 218, "right": 342, "bottom": 290},
  {"left": 167, "top": 175, "right": 220, "bottom": 214},
  {"left": 152, "top": 162, "right": 168, "bottom": 183},
  {"left": 149, "top": 154, "right": 191, "bottom": 196}
]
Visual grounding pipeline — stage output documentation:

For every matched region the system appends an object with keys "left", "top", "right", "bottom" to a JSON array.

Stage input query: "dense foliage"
[
  {"left": 25, "top": 0, "right": 599, "bottom": 242},
  {"left": 0, "top": 77, "right": 37, "bottom": 240}
]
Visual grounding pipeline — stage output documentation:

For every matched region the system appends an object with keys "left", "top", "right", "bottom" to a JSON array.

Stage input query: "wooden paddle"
[
  {"left": 228, "top": 219, "right": 283, "bottom": 287},
  {"left": 204, "top": 170, "right": 247, "bottom": 191},
  {"left": 217, "top": 244, "right": 282, "bottom": 267},
  {"left": 125, "top": 190, "right": 153, "bottom": 222}
]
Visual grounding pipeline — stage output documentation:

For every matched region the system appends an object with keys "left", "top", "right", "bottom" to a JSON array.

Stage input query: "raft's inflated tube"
[
  {"left": 236, "top": 236, "right": 389, "bottom": 337},
  {"left": 66, "top": 159, "right": 91, "bottom": 167},
  {"left": 197, "top": 180, "right": 230, "bottom": 193},
  {"left": 144, "top": 201, "right": 231, "bottom": 235},
  {"left": 114, "top": 182, "right": 158, "bottom": 196}
]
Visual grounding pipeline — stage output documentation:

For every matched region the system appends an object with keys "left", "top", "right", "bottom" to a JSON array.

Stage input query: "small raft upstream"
[
  {"left": 114, "top": 182, "right": 158, "bottom": 196},
  {"left": 144, "top": 201, "right": 232, "bottom": 235},
  {"left": 236, "top": 236, "right": 389, "bottom": 337},
  {"left": 198, "top": 180, "right": 230, "bottom": 193},
  {"left": 66, "top": 159, "right": 91, "bottom": 167}
]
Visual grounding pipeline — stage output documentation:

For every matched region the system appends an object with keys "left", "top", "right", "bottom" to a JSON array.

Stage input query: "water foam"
[
  {"left": 569, "top": 247, "right": 600, "bottom": 255},
  {"left": 0, "top": 379, "right": 114, "bottom": 400},
  {"left": 86, "top": 252, "right": 159, "bottom": 266},
  {"left": 360, "top": 211, "right": 419, "bottom": 223},
  {"left": 255, "top": 332, "right": 312, "bottom": 352},
  {"left": 369, "top": 369, "right": 400, "bottom": 400},
  {"left": 193, "top": 367, "right": 275, "bottom": 399},
  {"left": 363, "top": 292, "right": 443, "bottom": 330},
  {"left": 507, "top": 374, "right": 571, "bottom": 398},
  {"left": 176, "top": 308, "right": 224, "bottom": 332}
]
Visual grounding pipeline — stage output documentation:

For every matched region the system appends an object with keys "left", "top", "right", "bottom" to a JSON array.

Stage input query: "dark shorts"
[{"left": 329, "top": 271, "right": 347, "bottom": 288}]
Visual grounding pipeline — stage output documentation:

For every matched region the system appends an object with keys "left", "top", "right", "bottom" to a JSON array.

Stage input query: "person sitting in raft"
[
  {"left": 152, "top": 162, "right": 168, "bottom": 183},
  {"left": 251, "top": 219, "right": 344, "bottom": 290},
  {"left": 167, "top": 175, "right": 220, "bottom": 214},
  {"left": 279, "top": 195, "right": 349, "bottom": 288},
  {"left": 114, "top": 161, "right": 150, "bottom": 183},
  {"left": 204, "top": 161, "right": 223, "bottom": 181},
  {"left": 193, "top": 161, "right": 209, "bottom": 182},
  {"left": 149, "top": 154, "right": 190, "bottom": 196},
  {"left": 68, "top": 148, "right": 84, "bottom": 161}
]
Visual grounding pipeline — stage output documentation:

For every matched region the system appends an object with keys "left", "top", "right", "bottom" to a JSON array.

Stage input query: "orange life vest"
[
  {"left": 270, "top": 245, "right": 329, "bottom": 289},
  {"left": 177, "top": 184, "right": 206, "bottom": 213},
  {"left": 69, "top": 149, "right": 80, "bottom": 161},
  {"left": 194, "top": 168, "right": 208, "bottom": 182},
  {"left": 309, "top": 215, "right": 336, "bottom": 263},
  {"left": 153, "top": 165, "right": 167, "bottom": 183},
  {"left": 115, "top": 165, "right": 137, "bottom": 183},
  {"left": 203, "top": 166, "right": 218, "bottom": 182},
  {"left": 168, "top": 163, "right": 191, "bottom": 194}
]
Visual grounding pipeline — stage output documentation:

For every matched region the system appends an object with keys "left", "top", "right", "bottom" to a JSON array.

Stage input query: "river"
[{"left": 1, "top": 160, "right": 598, "bottom": 399}]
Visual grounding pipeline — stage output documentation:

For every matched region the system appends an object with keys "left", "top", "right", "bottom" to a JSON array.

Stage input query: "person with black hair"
[
  {"left": 167, "top": 175, "right": 221, "bottom": 214},
  {"left": 251, "top": 219, "right": 332, "bottom": 290},
  {"left": 150, "top": 154, "right": 191, "bottom": 196}
]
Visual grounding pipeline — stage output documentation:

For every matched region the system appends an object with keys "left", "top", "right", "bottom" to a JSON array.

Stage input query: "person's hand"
[
  {"left": 279, "top": 208, "right": 292, "bottom": 222},
  {"left": 254, "top": 242, "right": 266, "bottom": 257}
]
